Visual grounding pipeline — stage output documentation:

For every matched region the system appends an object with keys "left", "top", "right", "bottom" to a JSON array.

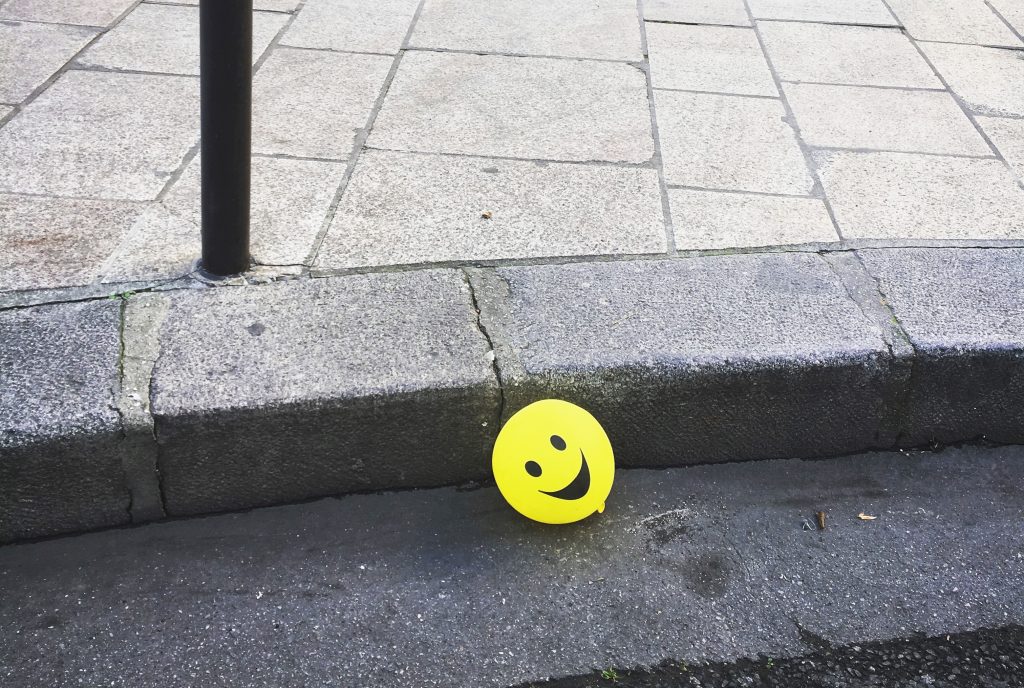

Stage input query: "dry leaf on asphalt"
[
  {"left": 816, "top": 511, "right": 826, "bottom": 530},
  {"left": 481, "top": 211, "right": 493, "bottom": 219},
  {"left": 858, "top": 513, "right": 878, "bottom": 521}
]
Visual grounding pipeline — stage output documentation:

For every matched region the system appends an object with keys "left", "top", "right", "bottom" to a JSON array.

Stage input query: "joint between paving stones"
[
  {"left": 153, "top": 0, "right": 301, "bottom": 206},
  {"left": 636, "top": 0, "right": 677, "bottom": 254},
  {"left": 740, "top": 0, "right": 846, "bottom": 241},
  {"left": 984, "top": 0, "right": 1024, "bottom": 44},
  {"left": 113, "top": 292, "right": 170, "bottom": 522},
  {"left": 361, "top": 144, "right": 658, "bottom": 169},
  {"left": 879, "top": 0, "right": 1022, "bottom": 181},
  {"left": 302, "top": 0, "right": 430, "bottom": 267},
  {"left": 5, "top": 244, "right": 1024, "bottom": 312},
  {"left": 3, "top": 0, "right": 144, "bottom": 121}
]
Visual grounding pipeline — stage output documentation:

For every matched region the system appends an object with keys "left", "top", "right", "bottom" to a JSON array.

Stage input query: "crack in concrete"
[
  {"left": 820, "top": 251, "right": 916, "bottom": 448},
  {"left": 849, "top": 251, "right": 922, "bottom": 448},
  {"left": 462, "top": 268, "right": 506, "bottom": 432},
  {"left": 114, "top": 292, "right": 170, "bottom": 522}
]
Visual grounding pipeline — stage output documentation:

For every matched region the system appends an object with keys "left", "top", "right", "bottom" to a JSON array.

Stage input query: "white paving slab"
[
  {"left": 759, "top": 22, "right": 942, "bottom": 88},
  {"left": 921, "top": 42, "right": 1024, "bottom": 117},
  {"left": 647, "top": 23, "right": 777, "bottom": 96},
  {"left": 887, "top": 0, "right": 1021, "bottom": 47},
  {"left": 784, "top": 83, "right": 991, "bottom": 155},
  {"left": 0, "top": 194, "right": 142, "bottom": 291},
  {"left": 102, "top": 155, "right": 345, "bottom": 281},
  {"left": 281, "top": 0, "right": 420, "bottom": 54},
  {"left": 0, "top": 21, "right": 96, "bottom": 103},
  {"left": 643, "top": 0, "right": 750, "bottom": 25},
  {"left": 656, "top": 90, "right": 814, "bottom": 194},
  {"left": 252, "top": 48, "right": 392, "bottom": 159},
  {"left": 670, "top": 189, "right": 838, "bottom": 249},
  {"left": 988, "top": 0, "right": 1024, "bottom": 34},
  {"left": 816, "top": 150, "right": 1024, "bottom": 239},
  {"left": 748, "top": 0, "right": 897, "bottom": 25},
  {"left": 411, "top": 0, "right": 642, "bottom": 61},
  {"left": 315, "top": 150, "right": 667, "bottom": 269},
  {"left": 369, "top": 52, "right": 653, "bottom": 163},
  {"left": 0, "top": 71, "right": 198, "bottom": 201},
  {"left": 977, "top": 116, "right": 1024, "bottom": 181},
  {"left": 0, "top": 0, "right": 135, "bottom": 26},
  {"left": 77, "top": 4, "right": 287, "bottom": 75}
]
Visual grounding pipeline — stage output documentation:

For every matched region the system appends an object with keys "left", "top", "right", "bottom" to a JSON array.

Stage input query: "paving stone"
[
  {"left": 760, "top": 22, "right": 941, "bottom": 88},
  {"left": 887, "top": 0, "right": 1021, "bottom": 47},
  {"left": 0, "top": 194, "right": 142, "bottom": 291},
  {"left": 0, "top": 0, "right": 135, "bottom": 25},
  {"left": 0, "top": 300, "right": 129, "bottom": 542},
  {"left": 315, "top": 150, "right": 666, "bottom": 270},
  {"left": 0, "top": 71, "right": 198, "bottom": 201},
  {"left": 472, "top": 253, "right": 898, "bottom": 466},
  {"left": 784, "top": 83, "right": 991, "bottom": 155},
  {"left": 98, "top": 204, "right": 195, "bottom": 282},
  {"left": 977, "top": 116, "right": 1024, "bottom": 180},
  {"left": 0, "top": 21, "right": 96, "bottom": 103},
  {"left": 151, "top": 272, "right": 500, "bottom": 515},
  {"left": 370, "top": 52, "right": 653, "bottom": 163},
  {"left": 921, "top": 42, "right": 1024, "bottom": 116},
  {"left": 281, "top": 0, "right": 420, "bottom": 54},
  {"left": 669, "top": 189, "right": 837, "bottom": 249},
  {"left": 646, "top": 23, "right": 777, "bottom": 96},
  {"left": 101, "top": 154, "right": 345, "bottom": 281},
  {"left": 643, "top": 0, "right": 750, "bottom": 26},
  {"left": 989, "top": 0, "right": 1024, "bottom": 34},
  {"left": 748, "top": 0, "right": 896, "bottom": 25},
  {"left": 412, "top": 0, "right": 641, "bottom": 60},
  {"left": 656, "top": 90, "right": 813, "bottom": 194},
  {"left": 859, "top": 248, "right": 1024, "bottom": 445},
  {"left": 816, "top": 150, "right": 1024, "bottom": 239},
  {"left": 77, "top": 4, "right": 288, "bottom": 75},
  {"left": 252, "top": 48, "right": 392, "bottom": 159}
]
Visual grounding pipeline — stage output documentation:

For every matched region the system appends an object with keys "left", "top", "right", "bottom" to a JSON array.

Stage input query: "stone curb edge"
[{"left": 1, "top": 247, "right": 1021, "bottom": 542}]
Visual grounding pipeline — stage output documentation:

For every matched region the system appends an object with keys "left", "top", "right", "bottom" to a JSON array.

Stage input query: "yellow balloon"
[{"left": 492, "top": 399, "right": 615, "bottom": 524}]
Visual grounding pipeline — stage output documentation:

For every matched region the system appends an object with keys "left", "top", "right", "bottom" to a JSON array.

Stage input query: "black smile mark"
[{"left": 540, "top": 450, "right": 591, "bottom": 501}]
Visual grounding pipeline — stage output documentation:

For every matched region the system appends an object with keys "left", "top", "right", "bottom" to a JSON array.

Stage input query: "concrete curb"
[{"left": 1, "top": 247, "right": 1022, "bottom": 542}]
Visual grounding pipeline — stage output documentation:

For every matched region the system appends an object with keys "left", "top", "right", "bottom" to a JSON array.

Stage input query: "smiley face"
[{"left": 492, "top": 399, "right": 614, "bottom": 524}]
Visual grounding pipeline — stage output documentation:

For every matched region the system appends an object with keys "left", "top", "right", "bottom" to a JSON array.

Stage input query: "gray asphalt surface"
[
  {"left": 527, "top": 624, "right": 1024, "bottom": 687},
  {"left": 1, "top": 444, "right": 1023, "bottom": 687}
]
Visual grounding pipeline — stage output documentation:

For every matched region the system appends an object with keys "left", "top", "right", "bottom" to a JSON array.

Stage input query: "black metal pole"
[{"left": 200, "top": 0, "right": 252, "bottom": 276}]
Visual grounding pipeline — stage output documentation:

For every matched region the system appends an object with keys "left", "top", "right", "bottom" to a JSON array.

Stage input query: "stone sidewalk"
[
  {"left": 3, "top": 0, "right": 1024, "bottom": 542},
  {"left": 2, "top": 0, "right": 1024, "bottom": 297}
]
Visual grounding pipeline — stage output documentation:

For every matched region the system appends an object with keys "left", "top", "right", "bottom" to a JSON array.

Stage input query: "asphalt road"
[
  {"left": 524, "top": 625, "right": 1024, "bottom": 687},
  {"left": 2, "top": 444, "right": 1023, "bottom": 687}
]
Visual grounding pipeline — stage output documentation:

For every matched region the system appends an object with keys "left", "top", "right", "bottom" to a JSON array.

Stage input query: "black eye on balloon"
[
  {"left": 525, "top": 461, "right": 542, "bottom": 477},
  {"left": 550, "top": 435, "right": 566, "bottom": 451}
]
